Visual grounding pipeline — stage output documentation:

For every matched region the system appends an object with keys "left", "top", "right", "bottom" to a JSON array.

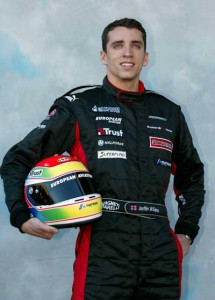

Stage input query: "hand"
[
  {"left": 176, "top": 234, "right": 191, "bottom": 257},
  {"left": 21, "top": 218, "right": 59, "bottom": 240}
]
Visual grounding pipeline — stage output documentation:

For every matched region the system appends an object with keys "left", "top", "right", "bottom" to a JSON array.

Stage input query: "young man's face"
[{"left": 100, "top": 26, "right": 148, "bottom": 90}]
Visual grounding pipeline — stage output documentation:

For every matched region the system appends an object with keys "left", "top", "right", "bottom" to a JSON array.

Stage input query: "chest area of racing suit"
[{"left": 70, "top": 88, "right": 180, "bottom": 204}]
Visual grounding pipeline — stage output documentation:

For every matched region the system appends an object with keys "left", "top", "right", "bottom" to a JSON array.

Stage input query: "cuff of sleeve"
[
  {"left": 10, "top": 211, "right": 31, "bottom": 233},
  {"left": 175, "top": 222, "right": 199, "bottom": 243}
]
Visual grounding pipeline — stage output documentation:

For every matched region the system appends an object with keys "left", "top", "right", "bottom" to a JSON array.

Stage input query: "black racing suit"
[{"left": 1, "top": 77, "right": 205, "bottom": 300}]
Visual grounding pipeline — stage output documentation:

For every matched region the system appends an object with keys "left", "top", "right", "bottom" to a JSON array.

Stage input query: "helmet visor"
[{"left": 27, "top": 172, "right": 96, "bottom": 206}]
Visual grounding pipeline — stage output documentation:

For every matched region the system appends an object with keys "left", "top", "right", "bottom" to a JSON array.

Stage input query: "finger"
[
  {"left": 30, "top": 228, "right": 55, "bottom": 240},
  {"left": 34, "top": 225, "right": 59, "bottom": 239}
]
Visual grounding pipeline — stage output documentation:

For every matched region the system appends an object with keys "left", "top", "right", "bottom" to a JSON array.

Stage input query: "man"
[{"left": 1, "top": 18, "right": 205, "bottom": 299}]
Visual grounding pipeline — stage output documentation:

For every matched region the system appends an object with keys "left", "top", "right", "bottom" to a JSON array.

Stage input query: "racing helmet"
[{"left": 24, "top": 154, "right": 102, "bottom": 228}]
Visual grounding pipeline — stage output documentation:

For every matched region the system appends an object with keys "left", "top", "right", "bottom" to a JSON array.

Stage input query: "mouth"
[{"left": 120, "top": 62, "right": 135, "bottom": 67}]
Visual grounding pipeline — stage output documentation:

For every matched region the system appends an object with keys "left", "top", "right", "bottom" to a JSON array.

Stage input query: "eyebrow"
[
  {"left": 111, "top": 40, "right": 143, "bottom": 46},
  {"left": 111, "top": 40, "right": 123, "bottom": 45}
]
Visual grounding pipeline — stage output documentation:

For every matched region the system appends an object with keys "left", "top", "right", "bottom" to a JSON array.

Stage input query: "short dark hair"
[{"left": 102, "top": 18, "right": 147, "bottom": 52}]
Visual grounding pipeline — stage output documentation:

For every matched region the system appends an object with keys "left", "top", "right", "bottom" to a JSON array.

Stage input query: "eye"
[
  {"left": 132, "top": 43, "right": 142, "bottom": 49},
  {"left": 112, "top": 42, "right": 123, "bottom": 49}
]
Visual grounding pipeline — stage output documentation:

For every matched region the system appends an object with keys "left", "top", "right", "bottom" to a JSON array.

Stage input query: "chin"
[{"left": 120, "top": 75, "right": 137, "bottom": 81}]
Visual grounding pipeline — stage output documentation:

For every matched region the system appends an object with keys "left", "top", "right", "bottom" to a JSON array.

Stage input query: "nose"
[{"left": 122, "top": 45, "right": 133, "bottom": 57}]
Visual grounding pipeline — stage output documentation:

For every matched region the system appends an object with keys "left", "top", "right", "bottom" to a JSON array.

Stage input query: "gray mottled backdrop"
[{"left": 0, "top": 1, "right": 214, "bottom": 299}]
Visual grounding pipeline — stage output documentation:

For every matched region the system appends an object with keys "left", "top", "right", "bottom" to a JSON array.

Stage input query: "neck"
[{"left": 107, "top": 76, "right": 140, "bottom": 92}]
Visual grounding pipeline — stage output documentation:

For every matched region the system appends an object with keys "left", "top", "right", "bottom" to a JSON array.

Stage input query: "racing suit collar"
[{"left": 102, "top": 76, "right": 146, "bottom": 102}]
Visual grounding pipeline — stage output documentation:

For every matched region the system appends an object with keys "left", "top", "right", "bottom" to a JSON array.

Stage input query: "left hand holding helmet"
[{"left": 21, "top": 217, "right": 59, "bottom": 240}]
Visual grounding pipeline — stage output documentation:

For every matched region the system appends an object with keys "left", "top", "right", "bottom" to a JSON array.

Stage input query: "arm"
[
  {"left": 0, "top": 97, "right": 76, "bottom": 236},
  {"left": 172, "top": 111, "right": 205, "bottom": 248}
]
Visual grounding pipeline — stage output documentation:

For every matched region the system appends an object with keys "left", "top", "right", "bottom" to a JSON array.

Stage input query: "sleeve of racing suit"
[
  {"left": 172, "top": 111, "right": 205, "bottom": 243},
  {"left": 0, "top": 97, "right": 76, "bottom": 230}
]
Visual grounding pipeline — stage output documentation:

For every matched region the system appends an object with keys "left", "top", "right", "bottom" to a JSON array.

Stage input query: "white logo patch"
[
  {"left": 148, "top": 115, "right": 167, "bottom": 121},
  {"left": 96, "top": 116, "right": 122, "bottom": 124},
  {"left": 98, "top": 140, "right": 124, "bottom": 147},
  {"left": 37, "top": 124, "right": 46, "bottom": 130},
  {"left": 103, "top": 200, "right": 120, "bottom": 211},
  {"left": 98, "top": 150, "right": 127, "bottom": 159},
  {"left": 92, "top": 106, "right": 120, "bottom": 113},
  {"left": 57, "top": 157, "right": 71, "bottom": 162},
  {"left": 65, "top": 95, "right": 79, "bottom": 102},
  {"left": 29, "top": 169, "right": 43, "bottom": 177}
]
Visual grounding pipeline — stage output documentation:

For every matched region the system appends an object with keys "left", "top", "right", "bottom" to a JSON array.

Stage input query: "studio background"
[{"left": 0, "top": 1, "right": 214, "bottom": 299}]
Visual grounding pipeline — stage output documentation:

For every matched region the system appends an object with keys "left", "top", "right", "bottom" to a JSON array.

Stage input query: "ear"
[
  {"left": 100, "top": 50, "right": 108, "bottom": 65},
  {"left": 143, "top": 52, "right": 149, "bottom": 67}
]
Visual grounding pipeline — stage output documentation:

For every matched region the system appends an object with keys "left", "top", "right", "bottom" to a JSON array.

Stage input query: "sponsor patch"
[
  {"left": 46, "top": 108, "right": 56, "bottom": 120},
  {"left": 92, "top": 106, "right": 120, "bottom": 113},
  {"left": 98, "top": 128, "right": 123, "bottom": 137},
  {"left": 150, "top": 137, "right": 173, "bottom": 152},
  {"left": 37, "top": 124, "right": 46, "bottom": 130},
  {"left": 148, "top": 115, "right": 167, "bottom": 121},
  {"left": 98, "top": 150, "right": 126, "bottom": 159},
  {"left": 51, "top": 175, "right": 76, "bottom": 188},
  {"left": 78, "top": 173, "right": 92, "bottom": 178},
  {"left": 147, "top": 125, "right": 172, "bottom": 133},
  {"left": 29, "top": 169, "right": 43, "bottom": 177},
  {"left": 103, "top": 200, "right": 120, "bottom": 211},
  {"left": 96, "top": 116, "right": 122, "bottom": 124},
  {"left": 65, "top": 95, "right": 79, "bottom": 102},
  {"left": 57, "top": 157, "right": 71, "bottom": 162},
  {"left": 49, "top": 108, "right": 56, "bottom": 116},
  {"left": 154, "top": 157, "right": 172, "bottom": 168},
  {"left": 178, "top": 194, "right": 186, "bottom": 206},
  {"left": 98, "top": 139, "right": 124, "bottom": 147},
  {"left": 79, "top": 201, "right": 99, "bottom": 210}
]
